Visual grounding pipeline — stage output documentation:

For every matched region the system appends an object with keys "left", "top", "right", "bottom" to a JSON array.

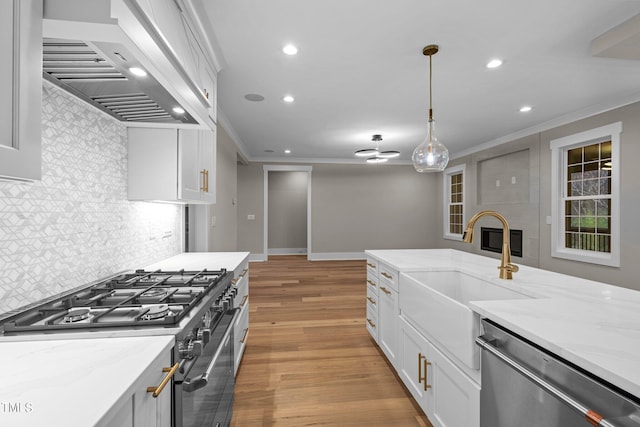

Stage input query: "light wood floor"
[{"left": 231, "top": 255, "right": 432, "bottom": 427}]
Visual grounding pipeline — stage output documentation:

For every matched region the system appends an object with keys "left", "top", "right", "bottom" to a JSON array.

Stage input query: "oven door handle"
[{"left": 182, "top": 308, "right": 240, "bottom": 393}]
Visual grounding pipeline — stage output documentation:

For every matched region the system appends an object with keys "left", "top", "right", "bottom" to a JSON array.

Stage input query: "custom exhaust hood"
[
  {"left": 42, "top": 0, "right": 220, "bottom": 128},
  {"left": 43, "top": 37, "right": 197, "bottom": 124}
]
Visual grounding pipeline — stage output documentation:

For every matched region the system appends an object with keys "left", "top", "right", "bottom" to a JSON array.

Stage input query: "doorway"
[{"left": 263, "top": 165, "right": 312, "bottom": 259}]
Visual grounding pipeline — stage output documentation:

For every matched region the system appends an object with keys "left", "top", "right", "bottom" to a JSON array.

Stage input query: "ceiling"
[{"left": 202, "top": 0, "right": 640, "bottom": 165}]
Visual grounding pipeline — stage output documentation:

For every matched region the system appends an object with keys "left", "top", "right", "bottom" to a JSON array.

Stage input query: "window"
[
  {"left": 550, "top": 122, "right": 621, "bottom": 267},
  {"left": 443, "top": 164, "right": 465, "bottom": 240}
]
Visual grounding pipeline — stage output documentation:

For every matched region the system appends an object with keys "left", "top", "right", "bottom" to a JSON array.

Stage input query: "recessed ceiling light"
[
  {"left": 284, "top": 149, "right": 291, "bottom": 154},
  {"left": 366, "top": 157, "right": 389, "bottom": 164},
  {"left": 283, "top": 44, "right": 298, "bottom": 55},
  {"left": 283, "top": 95, "right": 295, "bottom": 103},
  {"left": 486, "top": 59, "right": 503, "bottom": 69},
  {"left": 173, "top": 107, "right": 185, "bottom": 114},
  {"left": 519, "top": 106, "right": 533, "bottom": 113},
  {"left": 129, "top": 67, "right": 147, "bottom": 77}
]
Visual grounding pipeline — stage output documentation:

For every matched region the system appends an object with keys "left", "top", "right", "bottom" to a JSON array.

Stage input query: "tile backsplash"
[{"left": 0, "top": 81, "right": 182, "bottom": 314}]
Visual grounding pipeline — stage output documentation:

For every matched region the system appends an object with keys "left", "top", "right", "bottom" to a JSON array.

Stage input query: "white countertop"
[
  {"left": 145, "top": 251, "right": 250, "bottom": 272},
  {"left": 366, "top": 249, "right": 640, "bottom": 398},
  {"left": 0, "top": 335, "right": 174, "bottom": 427}
]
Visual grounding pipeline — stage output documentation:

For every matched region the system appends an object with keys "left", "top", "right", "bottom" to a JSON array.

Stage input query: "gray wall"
[
  {"left": 208, "top": 124, "right": 238, "bottom": 251},
  {"left": 268, "top": 171, "right": 307, "bottom": 252},
  {"left": 538, "top": 102, "right": 640, "bottom": 291},
  {"left": 439, "top": 134, "right": 541, "bottom": 268},
  {"left": 440, "top": 101, "right": 640, "bottom": 292},
  {"left": 236, "top": 163, "right": 439, "bottom": 258}
]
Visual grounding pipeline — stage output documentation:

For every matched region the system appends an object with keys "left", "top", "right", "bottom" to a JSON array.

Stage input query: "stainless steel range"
[{"left": 0, "top": 268, "right": 239, "bottom": 427}]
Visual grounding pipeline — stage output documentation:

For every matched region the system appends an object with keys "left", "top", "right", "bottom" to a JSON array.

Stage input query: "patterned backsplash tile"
[{"left": 0, "top": 81, "right": 182, "bottom": 314}]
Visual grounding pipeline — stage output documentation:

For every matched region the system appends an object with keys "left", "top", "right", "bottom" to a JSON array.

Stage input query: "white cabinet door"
[
  {"left": 0, "top": 0, "right": 42, "bottom": 181},
  {"left": 178, "top": 129, "right": 201, "bottom": 201},
  {"left": 133, "top": 349, "right": 173, "bottom": 427},
  {"left": 399, "top": 316, "right": 480, "bottom": 427},
  {"left": 399, "top": 316, "right": 434, "bottom": 417},
  {"left": 233, "top": 259, "right": 250, "bottom": 375},
  {"left": 198, "top": 129, "right": 216, "bottom": 203},
  {"left": 128, "top": 127, "right": 216, "bottom": 203},
  {"left": 378, "top": 284, "right": 399, "bottom": 368}
]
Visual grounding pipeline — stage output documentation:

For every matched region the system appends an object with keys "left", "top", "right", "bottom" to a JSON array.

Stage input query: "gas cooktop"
[{"left": 0, "top": 269, "right": 229, "bottom": 334}]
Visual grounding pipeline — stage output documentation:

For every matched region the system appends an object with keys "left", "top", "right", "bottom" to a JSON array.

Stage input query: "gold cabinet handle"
[
  {"left": 231, "top": 278, "right": 239, "bottom": 285},
  {"left": 239, "top": 294, "right": 248, "bottom": 307},
  {"left": 380, "top": 286, "right": 392, "bottom": 295},
  {"left": 366, "top": 279, "right": 376, "bottom": 287},
  {"left": 418, "top": 353, "right": 432, "bottom": 391},
  {"left": 239, "top": 269, "right": 248, "bottom": 278},
  {"left": 366, "top": 296, "right": 376, "bottom": 305},
  {"left": 147, "top": 363, "right": 179, "bottom": 398},
  {"left": 200, "top": 169, "right": 206, "bottom": 192},
  {"left": 381, "top": 272, "right": 393, "bottom": 279},
  {"left": 204, "top": 169, "right": 209, "bottom": 192},
  {"left": 240, "top": 328, "right": 249, "bottom": 344},
  {"left": 367, "top": 262, "right": 377, "bottom": 269},
  {"left": 366, "top": 318, "right": 376, "bottom": 328}
]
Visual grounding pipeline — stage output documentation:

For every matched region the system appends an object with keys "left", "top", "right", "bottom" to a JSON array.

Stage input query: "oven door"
[{"left": 175, "top": 308, "right": 240, "bottom": 427}]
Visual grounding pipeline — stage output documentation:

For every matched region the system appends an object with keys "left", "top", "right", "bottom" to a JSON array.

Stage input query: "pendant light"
[
  {"left": 355, "top": 134, "right": 400, "bottom": 163},
  {"left": 412, "top": 44, "right": 449, "bottom": 173}
]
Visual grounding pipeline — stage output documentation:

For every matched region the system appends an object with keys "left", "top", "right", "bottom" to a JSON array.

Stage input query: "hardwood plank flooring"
[{"left": 231, "top": 255, "right": 432, "bottom": 427}]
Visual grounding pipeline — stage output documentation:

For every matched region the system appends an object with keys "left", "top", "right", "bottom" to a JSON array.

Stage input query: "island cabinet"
[
  {"left": 377, "top": 262, "right": 399, "bottom": 369},
  {"left": 0, "top": 0, "right": 42, "bottom": 182},
  {"left": 365, "top": 257, "right": 379, "bottom": 340},
  {"left": 365, "top": 257, "right": 400, "bottom": 368},
  {"left": 128, "top": 127, "right": 216, "bottom": 204},
  {"left": 96, "top": 345, "right": 174, "bottom": 427},
  {"left": 232, "top": 255, "right": 250, "bottom": 376},
  {"left": 398, "top": 316, "right": 480, "bottom": 427}
]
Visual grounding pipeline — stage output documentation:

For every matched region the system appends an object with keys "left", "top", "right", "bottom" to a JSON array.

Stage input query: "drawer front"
[
  {"left": 366, "top": 287, "right": 378, "bottom": 312},
  {"left": 366, "top": 273, "right": 378, "bottom": 294},
  {"left": 366, "top": 258, "right": 378, "bottom": 277},
  {"left": 366, "top": 305, "right": 377, "bottom": 340},
  {"left": 379, "top": 263, "right": 398, "bottom": 292}
]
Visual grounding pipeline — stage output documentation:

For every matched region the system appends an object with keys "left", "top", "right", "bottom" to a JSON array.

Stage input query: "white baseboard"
[
  {"left": 308, "top": 252, "right": 366, "bottom": 261},
  {"left": 249, "top": 253, "right": 267, "bottom": 262},
  {"left": 268, "top": 248, "right": 307, "bottom": 255}
]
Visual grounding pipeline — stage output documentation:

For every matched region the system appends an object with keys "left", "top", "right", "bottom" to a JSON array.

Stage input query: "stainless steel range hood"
[{"left": 43, "top": 37, "right": 197, "bottom": 125}]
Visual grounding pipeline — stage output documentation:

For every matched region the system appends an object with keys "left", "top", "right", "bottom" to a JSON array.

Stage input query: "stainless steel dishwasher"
[{"left": 476, "top": 319, "right": 640, "bottom": 427}]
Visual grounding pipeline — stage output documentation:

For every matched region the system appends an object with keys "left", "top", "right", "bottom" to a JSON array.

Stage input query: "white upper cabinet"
[
  {"left": 0, "top": 0, "right": 42, "bottom": 182},
  {"left": 128, "top": 127, "right": 216, "bottom": 204}
]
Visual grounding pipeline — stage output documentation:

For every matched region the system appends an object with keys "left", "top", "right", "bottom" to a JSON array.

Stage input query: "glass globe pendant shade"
[{"left": 412, "top": 118, "right": 449, "bottom": 172}]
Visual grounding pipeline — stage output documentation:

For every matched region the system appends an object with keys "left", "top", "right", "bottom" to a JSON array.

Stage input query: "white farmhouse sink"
[{"left": 399, "top": 270, "right": 534, "bottom": 370}]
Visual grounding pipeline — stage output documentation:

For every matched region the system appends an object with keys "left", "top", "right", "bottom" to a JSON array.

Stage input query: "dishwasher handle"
[{"left": 476, "top": 335, "right": 621, "bottom": 427}]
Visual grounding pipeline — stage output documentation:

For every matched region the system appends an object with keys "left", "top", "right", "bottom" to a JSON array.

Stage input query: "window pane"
[
  {"left": 583, "top": 143, "right": 600, "bottom": 162},
  {"left": 568, "top": 180, "right": 582, "bottom": 197},
  {"left": 568, "top": 165, "right": 582, "bottom": 181},
  {"left": 568, "top": 147, "right": 582, "bottom": 165},
  {"left": 601, "top": 140, "right": 612, "bottom": 159},
  {"left": 599, "top": 178, "right": 611, "bottom": 195},
  {"left": 582, "top": 179, "right": 599, "bottom": 196}
]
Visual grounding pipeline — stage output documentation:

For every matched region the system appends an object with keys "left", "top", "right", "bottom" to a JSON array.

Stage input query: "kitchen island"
[{"left": 366, "top": 248, "right": 640, "bottom": 398}]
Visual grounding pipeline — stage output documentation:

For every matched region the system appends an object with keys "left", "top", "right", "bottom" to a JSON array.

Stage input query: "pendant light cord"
[{"left": 429, "top": 53, "right": 433, "bottom": 121}]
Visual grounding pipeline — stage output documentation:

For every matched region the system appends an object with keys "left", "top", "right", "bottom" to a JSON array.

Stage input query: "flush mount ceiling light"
[
  {"left": 412, "top": 44, "right": 450, "bottom": 173},
  {"left": 519, "top": 105, "right": 533, "bottom": 113},
  {"left": 283, "top": 95, "right": 295, "bottom": 103},
  {"left": 355, "top": 134, "right": 400, "bottom": 163}
]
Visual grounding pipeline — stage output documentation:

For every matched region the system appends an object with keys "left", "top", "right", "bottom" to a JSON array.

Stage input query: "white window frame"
[
  {"left": 443, "top": 164, "right": 466, "bottom": 240},
  {"left": 550, "top": 122, "right": 621, "bottom": 267}
]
